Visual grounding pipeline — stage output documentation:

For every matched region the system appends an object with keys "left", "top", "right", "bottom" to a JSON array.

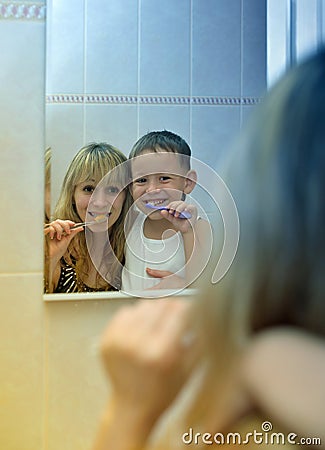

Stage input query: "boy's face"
[{"left": 130, "top": 150, "right": 195, "bottom": 219}]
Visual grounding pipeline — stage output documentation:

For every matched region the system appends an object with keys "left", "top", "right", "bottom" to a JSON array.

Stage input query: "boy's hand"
[{"left": 161, "top": 201, "right": 197, "bottom": 234}]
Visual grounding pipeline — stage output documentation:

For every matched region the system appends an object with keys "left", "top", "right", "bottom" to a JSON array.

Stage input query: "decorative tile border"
[
  {"left": 46, "top": 94, "right": 261, "bottom": 106},
  {"left": 0, "top": 2, "right": 45, "bottom": 20}
]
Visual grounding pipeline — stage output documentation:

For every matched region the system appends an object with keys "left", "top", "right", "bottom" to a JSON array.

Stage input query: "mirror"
[{"left": 44, "top": 0, "right": 267, "bottom": 299}]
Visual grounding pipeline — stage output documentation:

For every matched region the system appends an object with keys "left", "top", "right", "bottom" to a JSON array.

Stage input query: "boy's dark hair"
[{"left": 129, "top": 130, "right": 191, "bottom": 169}]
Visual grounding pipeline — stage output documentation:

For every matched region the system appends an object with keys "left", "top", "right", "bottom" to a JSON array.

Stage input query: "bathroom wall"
[
  {"left": 267, "top": 0, "right": 325, "bottom": 86},
  {"left": 0, "top": 3, "right": 126, "bottom": 450},
  {"left": 0, "top": 3, "right": 46, "bottom": 449},
  {"left": 46, "top": 0, "right": 267, "bottom": 209}
]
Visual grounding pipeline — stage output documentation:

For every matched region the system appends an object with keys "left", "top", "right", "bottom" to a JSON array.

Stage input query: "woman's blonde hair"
[
  {"left": 179, "top": 49, "right": 325, "bottom": 434},
  {"left": 44, "top": 147, "right": 51, "bottom": 223},
  {"left": 54, "top": 142, "right": 131, "bottom": 290}
]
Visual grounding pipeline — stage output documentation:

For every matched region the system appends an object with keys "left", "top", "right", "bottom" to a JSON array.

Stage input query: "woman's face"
[{"left": 74, "top": 177, "right": 126, "bottom": 230}]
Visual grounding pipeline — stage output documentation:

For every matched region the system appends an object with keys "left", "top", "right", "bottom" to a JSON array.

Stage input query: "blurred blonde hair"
[{"left": 176, "top": 50, "right": 325, "bottom": 435}]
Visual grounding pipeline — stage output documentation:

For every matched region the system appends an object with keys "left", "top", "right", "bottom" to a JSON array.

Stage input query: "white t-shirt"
[{"left": 121, "top": 211, "right": 186, "bottom": 292}]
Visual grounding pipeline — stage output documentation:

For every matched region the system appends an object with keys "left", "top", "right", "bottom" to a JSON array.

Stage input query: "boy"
[{"left": 121, "top": 130, "right": 211, "bottom": 293}]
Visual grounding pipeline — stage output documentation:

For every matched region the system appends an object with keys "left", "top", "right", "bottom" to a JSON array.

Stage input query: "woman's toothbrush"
[
  {"left": 44, "top": 214, "right": 108, "bottom": 231},
  {"left": 71, "top": 214, "right": 108, "bottom": 229},
  {"left": 146, "top": 203, "right": 192, "bottom": 219}
]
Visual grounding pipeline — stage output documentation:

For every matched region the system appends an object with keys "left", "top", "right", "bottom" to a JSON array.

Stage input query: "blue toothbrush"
[{"left": 146, "top": 203, "right": 192, "bottom": 219}]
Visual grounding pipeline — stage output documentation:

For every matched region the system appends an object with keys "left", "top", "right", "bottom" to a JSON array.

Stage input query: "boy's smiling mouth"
[{"left": 144, "top": 199, "right": 168, "bottom": 206}]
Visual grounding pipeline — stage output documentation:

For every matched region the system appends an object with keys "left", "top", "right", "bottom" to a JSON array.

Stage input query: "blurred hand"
[
  {"left": 45, "top": 219, "right": 83, "bottom": 261},
  {"left": 100, "top": 299, "right": 200, "bottom": 425}
]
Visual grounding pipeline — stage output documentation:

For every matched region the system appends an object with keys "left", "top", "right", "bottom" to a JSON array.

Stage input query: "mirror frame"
[{"left": 44, "top": 0, "right": 275, "bottom": 302}]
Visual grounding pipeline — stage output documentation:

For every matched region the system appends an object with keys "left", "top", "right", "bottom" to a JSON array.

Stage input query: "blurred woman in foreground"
[{"left": 93, "top": 50, "right": 325, "bottom": 449}]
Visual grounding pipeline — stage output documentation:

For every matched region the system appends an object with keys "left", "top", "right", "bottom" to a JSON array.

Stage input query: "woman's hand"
[
  {"left": 45, "top": 219, "right": 83, "bottom": 261},
  {"left": 44, "top": 219, "right": 77, "bottom": 239},
  {"left": 95, "top": 299, "right": 200, "bottom": 450}
]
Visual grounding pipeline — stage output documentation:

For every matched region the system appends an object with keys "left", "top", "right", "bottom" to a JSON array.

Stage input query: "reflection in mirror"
[
  {"left": 45, "top": 1, "right": 267, "bottom": 299},
  {"left": 44, "top": 143, "right": 132, "bottom": 294},
  {"left": 86, "top": 142, "right": 233, "bottom": 298},
  {"left": 43, "top": 138, "right": 228, "bottom": 297}
]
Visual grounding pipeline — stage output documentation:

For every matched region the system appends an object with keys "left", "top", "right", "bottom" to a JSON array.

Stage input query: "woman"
[{"left": 44, "top": 142, "right": 131, "bottom": 293}]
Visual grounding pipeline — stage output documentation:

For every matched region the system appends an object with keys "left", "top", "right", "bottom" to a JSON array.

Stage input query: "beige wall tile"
[
  {"left": 0, "top": 20, "right": 45, "bottom": 274},
  {"left": 46, "top": 298, "right": 134, "bottom": 450},
  {"left": 0, "top": 273, "right": 44, "bottom": 450}
]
